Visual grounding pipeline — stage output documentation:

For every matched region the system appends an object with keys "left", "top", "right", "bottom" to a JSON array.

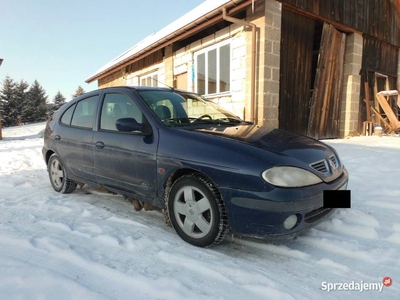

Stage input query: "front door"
[{"left": 92, "top": 91, "right": 158, "bottom": 203}]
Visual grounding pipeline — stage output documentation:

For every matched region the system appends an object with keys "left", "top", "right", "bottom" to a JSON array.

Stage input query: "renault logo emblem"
[{"left": 329, "top": 159, "right": 336, "bottom": 171}]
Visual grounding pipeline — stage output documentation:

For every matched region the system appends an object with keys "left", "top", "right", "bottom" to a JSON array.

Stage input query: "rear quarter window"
[
  {"left": 60, "top": 104, "right": 75, "bottom": 125},
  {"left": 60, "top": 95, "right": 99, "bottom": 129}
]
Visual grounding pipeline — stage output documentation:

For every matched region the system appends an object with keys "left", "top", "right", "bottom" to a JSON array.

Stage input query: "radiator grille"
[
  {"left": 310, "top": 160, "right": 329, "bottom": 174},
  {"left": 310, "top": 156, "right": 338, "bottom": 174}
]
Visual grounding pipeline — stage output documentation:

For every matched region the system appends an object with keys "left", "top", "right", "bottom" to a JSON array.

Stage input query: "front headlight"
[{"left": 262, "top": 166, "right": 322, "bottom": 187}]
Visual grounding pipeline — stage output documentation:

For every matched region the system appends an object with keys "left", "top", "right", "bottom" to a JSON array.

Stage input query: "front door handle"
[
  {"left": 95, "top": 141, "right": 105, "bottom": 149},
  {"left": 54, "top": 135, "right": 61, "bottom": 141}
]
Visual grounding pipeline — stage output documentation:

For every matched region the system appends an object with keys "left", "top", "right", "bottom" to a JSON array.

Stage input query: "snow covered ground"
[{"left": 0, "top": 122, "right": 398, "bottom": 300}]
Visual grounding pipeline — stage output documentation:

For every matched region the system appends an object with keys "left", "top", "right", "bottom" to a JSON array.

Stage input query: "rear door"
[
  {"left": 54, "top": 94, "right": 99, "bottom": 182},
  {"left": 92, "top": 90, "right": 158, "bottom": 202}
]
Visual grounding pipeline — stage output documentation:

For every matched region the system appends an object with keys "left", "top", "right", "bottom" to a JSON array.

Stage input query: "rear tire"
[
  {"left": 48, "top": 153, "right": 77, "bottom": 194},
  {"left": 168, "top": 174, "right": 228, "bottom": 247}
]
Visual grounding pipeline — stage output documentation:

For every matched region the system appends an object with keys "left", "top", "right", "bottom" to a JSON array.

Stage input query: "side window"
[
  {"left": 60, "top": 104, "right": 76, "bottom": 125},
  {"left": 70, "top": 96, "right": 98, "bottom": 129},
  {"left": 100, "top": 93, "right": 143, "bottom": 131},
  {"left": 195, "top": 41, "right": 231, "bottom": 95}
]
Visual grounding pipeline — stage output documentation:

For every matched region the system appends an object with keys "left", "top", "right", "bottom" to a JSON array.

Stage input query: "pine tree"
[
  {"left": 0, "top": 76, "right": 17, "bottom": 127},
  {"left": 14, "top": 80, "right": 29, "bottom": 125},
  {"left": 53, "top": 91, "right": 66, "bottom": 109},
  {"left": 72, "top": 86, "right": 85, "bottom": 98},
  {"left": 23, "top": 80, "right": 48, "bottom": 123},
  {"left": 48, "top": 91, "right": 67, "bottom": 115}
]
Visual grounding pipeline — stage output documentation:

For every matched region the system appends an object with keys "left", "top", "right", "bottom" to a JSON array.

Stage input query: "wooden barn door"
[
  {"left": 307, "top": 23, "right": 346, "bottom": 139},
  {"left": 279, "top": 10, "right": 315, "bottom": 135}
]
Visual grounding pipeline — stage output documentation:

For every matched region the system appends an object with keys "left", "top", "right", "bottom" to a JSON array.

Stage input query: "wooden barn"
[{"left": 86, "top": 0, "right": 400, "bottom": 139}]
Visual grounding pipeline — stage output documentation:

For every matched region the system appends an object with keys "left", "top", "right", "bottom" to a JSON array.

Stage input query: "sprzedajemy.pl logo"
[{"left": 321, "top": 277, "right": 392, "bottom": 293}]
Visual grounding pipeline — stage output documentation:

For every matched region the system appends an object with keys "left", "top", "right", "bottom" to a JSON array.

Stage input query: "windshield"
[{"left": 137, "top": 90, "right": 248, "bottom": 127}]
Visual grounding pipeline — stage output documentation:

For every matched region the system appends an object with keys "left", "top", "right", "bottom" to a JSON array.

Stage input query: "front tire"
[
  {"left": 168, "top": 175, "right": 228, "bottom": 247},
  {"left": 48, "top": 153, "right": 77, "bottom": 194}
]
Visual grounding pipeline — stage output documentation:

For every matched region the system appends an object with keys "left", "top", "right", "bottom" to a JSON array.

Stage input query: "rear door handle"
[
  {"left": 54, "top": 135, "right": 61, "bottom": 141},
  {"left": 95, "top": 141, "right": 105, "bottom": 149}
]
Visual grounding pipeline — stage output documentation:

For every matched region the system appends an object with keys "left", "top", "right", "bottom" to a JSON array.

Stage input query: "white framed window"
[
  {"left": 139, "top": 71, "right": 159, "bottom": 87},
  {"left": 194, "top": 40, "right": 231, "bottom": 96}
]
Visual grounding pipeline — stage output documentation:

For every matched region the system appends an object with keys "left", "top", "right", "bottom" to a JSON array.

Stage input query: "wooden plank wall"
[
  {"left": 362, "top": 37, "right": 399, "bottom": 75},
  {"left": 395, "top": 0, "right": 400, "bottom": 19},
  {"left": 359, "top": 37, "right": 399, "bottom": 130},
  {"left": 278, "top": 0, "right": 400, "bottom": 47},
  {"left": 124, "top": 49, "right": 164, "bottom": 74}
]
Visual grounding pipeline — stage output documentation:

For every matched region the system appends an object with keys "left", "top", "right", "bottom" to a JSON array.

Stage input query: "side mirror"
[{"left": 115, "top": 118, "right": 152, "bottom": 136}]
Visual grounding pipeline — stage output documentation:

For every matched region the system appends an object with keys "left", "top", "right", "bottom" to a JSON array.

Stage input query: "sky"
[
  {"left": 0, "top": 0, "right": 205, "bottom": 101},
  {"left": 0, "top": 123, "right": 399, "bottom": 299}
]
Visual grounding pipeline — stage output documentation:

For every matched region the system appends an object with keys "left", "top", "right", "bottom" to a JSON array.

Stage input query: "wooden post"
[{"left": 364, "top": 81, "right": 371, "bottom": 122}]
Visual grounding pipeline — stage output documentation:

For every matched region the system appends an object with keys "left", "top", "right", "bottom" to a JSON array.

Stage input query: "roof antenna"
[{"left": 153, "top": 77, "right": 174, "bottom": 91}]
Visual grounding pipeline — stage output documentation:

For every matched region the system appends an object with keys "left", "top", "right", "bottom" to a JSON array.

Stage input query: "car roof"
[
  {"left": 69, "top": 86, "right": 199, "bottom": 103},
  {"left": 100, "top": 85, "right": 192, "bottom": 93}
]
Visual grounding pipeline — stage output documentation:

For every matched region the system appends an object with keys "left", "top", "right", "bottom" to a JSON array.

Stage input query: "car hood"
[{"left": 192, "top": 125, "right": 342, "bottom": 181}]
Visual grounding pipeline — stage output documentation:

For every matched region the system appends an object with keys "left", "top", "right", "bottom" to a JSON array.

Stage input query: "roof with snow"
[
  {"left": 86, "top": 0, "right": 400, "bottom": 84},
  {"left": 85, "top": 0, "right": 246, "bottom": 83}
]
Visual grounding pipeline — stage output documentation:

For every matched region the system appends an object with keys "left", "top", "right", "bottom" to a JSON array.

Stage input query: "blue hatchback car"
[{"left": 43, "top": 86, "right": 348, "bottom": 247}]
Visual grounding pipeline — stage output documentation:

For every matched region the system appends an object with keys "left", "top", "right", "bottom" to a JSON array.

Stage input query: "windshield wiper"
[
  {"left": 163, "top": 117, "right": 252, "bottom": 127},
  {"left": 213, "top": 118, "right": 252, "bottom": 125}
]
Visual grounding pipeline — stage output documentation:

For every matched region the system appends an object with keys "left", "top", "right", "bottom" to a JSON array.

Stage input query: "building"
[{"left": 86, "top": 0, "right": 400, "bottom": 139}]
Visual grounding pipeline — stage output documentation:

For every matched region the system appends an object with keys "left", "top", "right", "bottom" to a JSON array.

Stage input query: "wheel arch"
[
  {"left": 163, "top": 168, "right": 215, "bottom": 203},
  {"left": 167, "top": 168, "right": 209, "bottom": 187},
  {"left": 44, "top": 150, "right": 55, "bottom": 166}
]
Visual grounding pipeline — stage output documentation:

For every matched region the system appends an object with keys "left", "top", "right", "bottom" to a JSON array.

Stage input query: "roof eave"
[{"left": 85, "top": 0, "right": 251, "bottom": 83}]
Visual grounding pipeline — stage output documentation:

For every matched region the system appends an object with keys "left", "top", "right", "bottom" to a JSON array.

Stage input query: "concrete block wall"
[
  {"left": 255, "top": 0, "right": 281, "bottom": 127},
  {"left": 340, "top": 33, "right": 363, "bottom": 137},
  {"left": 164, "top": 45, "right": 174, "bottom": 87},
  {"left": 230, "top": 34, "right": 247, "bottom": 106}
]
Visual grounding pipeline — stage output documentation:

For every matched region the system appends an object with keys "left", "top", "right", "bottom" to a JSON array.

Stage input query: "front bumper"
[{"left": 220, "top": 167, "right": 349, "bottom": 238}]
